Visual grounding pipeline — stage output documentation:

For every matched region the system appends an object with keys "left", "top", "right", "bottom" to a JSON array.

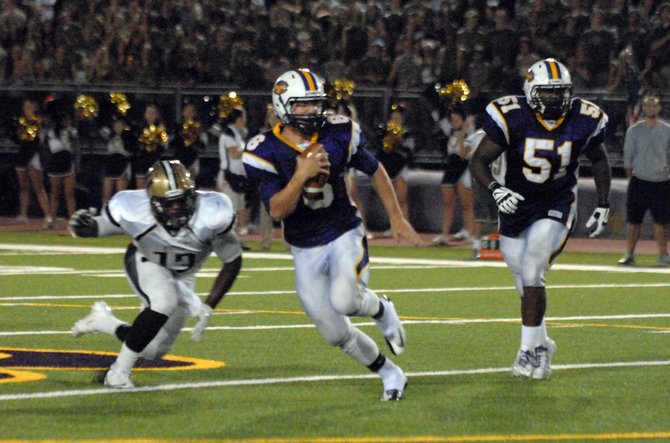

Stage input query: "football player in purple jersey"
[
  {"left": 243, "top": 69, "right": 421, "bottom": 401},
  {"left": 470, "top": 59, "right": 612, "bottom": 379}
]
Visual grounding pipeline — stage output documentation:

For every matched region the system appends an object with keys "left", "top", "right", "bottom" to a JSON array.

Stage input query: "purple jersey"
[
  {"left": 243, "top": 116, "right": 378, "bottom": 247},
  {"left": 483, "top": 95, "right": 608, "bottom": 235}
]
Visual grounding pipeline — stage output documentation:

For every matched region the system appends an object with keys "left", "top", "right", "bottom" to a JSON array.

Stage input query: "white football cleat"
[
  {"left": 71, "top": 301, "right": 114, "bottom": 338},
  {"left": 374, "top": 296, "right": 406, "bottom": 356},
  {"left": 104, "top": 363, "right": 134, "bottom": 389},
  {"left": 532, "top": 338, "right": 557, "bottom": 380},
  {"left": 380, "top": 364, "right": 408, "bottom": 401},
  {"left": 511, "top": 348, "right": 536, "bottom": 378}
]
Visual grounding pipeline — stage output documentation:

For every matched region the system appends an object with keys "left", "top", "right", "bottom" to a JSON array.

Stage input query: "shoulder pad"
[
  {"left": 107, "top": 190, "right": 152, "bottom": 224},
  {"left": 195, "top": 192, "right": 235, "bottom": 231}
]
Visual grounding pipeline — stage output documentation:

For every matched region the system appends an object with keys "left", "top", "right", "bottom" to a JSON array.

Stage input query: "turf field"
[{"left": 0, "top": 231, "right": 669, "bottom": 442}]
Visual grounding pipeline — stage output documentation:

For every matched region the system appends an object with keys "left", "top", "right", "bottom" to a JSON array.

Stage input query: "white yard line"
[
  {"left": 1, "top": 313, "right": 669, "bottom": 336},
  {"left": 0, "top": 359, "right": 669, "bottom": 402},
  {"left": 2, "top": 243, "right": 670, "bottom": 274}
]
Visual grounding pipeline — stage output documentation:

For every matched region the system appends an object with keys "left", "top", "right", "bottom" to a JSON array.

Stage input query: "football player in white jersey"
[
  {"left": 243, "top": 69, "right": 421, "bottom": 401},
  {"left": 68, "top": 160, "right": 242, "bottom": 388},
  {"left": 470, "top": 59, "right": 611, "bottom": 379}
]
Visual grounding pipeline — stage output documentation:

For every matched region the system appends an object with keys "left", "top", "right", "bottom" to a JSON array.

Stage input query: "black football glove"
[{"left": 68, "top": 208, "right": 99, "bottom": 238}]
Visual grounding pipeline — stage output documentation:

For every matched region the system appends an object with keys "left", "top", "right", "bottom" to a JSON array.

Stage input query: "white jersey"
[{"left": 102, "top": 190, "right": 241, "bottom": 276}]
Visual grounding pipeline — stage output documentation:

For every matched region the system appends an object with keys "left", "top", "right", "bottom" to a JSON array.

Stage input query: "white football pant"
[{"left": 292, "top": 226, "right": 382, "bottom": 366}]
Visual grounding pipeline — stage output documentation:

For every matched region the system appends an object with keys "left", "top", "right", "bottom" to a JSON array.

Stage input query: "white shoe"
[
  {"left": 43, "top": 216, "right": 54, "bottom": 230},
  {"left": 374, "top": 296, "right": 406, "bottom": 356},
  {"left": 511, "top": 348, "right": 536, "bottom": 378},
  {"left": 71, "top": 301, "right": 114, "bottom": 338},
  {"left": 511, "top": 338, "right": 557, "bottom": 379},
  {"left": 532, "top": 338, "right": 557, "bottom": 380},
  {"left": 104, "top": 363, "right": 134, "bottom": 388},
  {"left": 431, "top": 234, "right": 451, "bottom": 246},
  {"left": 380, "top": 363, "right": 408, "bottom": 401}
]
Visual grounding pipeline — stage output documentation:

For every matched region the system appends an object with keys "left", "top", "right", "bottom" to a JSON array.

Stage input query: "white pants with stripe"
[{"left": 291, "top": 225, "right": 382, "bottom": 366}]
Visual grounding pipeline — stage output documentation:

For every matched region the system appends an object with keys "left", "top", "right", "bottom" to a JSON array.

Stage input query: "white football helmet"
[
  {"left": 523, "top": 58, "right": 572, "bottom": 120},
  {"left": 272, "top": 69, "right": 327, "bottom": 135},
  {"left": 146, "top": 160, "right": 196, "bottom": 235}
]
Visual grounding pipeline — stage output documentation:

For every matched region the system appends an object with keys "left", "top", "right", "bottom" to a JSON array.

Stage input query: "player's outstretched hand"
[
  {"left": 390, "top": 217, "right": 423, "bottom": 247},
  {"left": 191, "top": 304, "right": 214, "bottom": 342},
  {"left": 586, "top": 205, "right": 610, "bottom": 238},
  {"left": 68, "top": 208, "right": 99, "bottom": 238}
]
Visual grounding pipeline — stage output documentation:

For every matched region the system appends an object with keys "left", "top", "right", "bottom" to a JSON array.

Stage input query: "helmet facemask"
[
  {"left": 283, "top": 98, "right": 326, "bottom": 136},
  {"left": 529, "top": 85, "right": 572, "bottom": 120},
  {"left": 147, "top": 160, "right": 197, "bottom": 236}
]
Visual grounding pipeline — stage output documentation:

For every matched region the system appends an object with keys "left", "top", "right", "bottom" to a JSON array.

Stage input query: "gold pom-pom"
[
  {"left": 329, "top": 78, "right": 356, "bottom": 102},
  {"left": 109, "top": 92, "right": 131, "bottom": 116},
  {"left": 182, "top": 119, "right": 202, "bottom": 147},
  {"left": 74, "top": 95, "right": 99, "bottom": 121},
  {"left": 436, "top": 80, "right": 471, "bottom": 107},
  {"left": 382, "top": 121, "right": 404, "bottom": 152},
  {"left": 138, "top": 124, "right": 168, "bottom": 153},
  {"left": 18, "top": 115, "right": 42, "bottom": 142},
  {"left": 219, "top": 92, "right": 244, "bottom": 120}
]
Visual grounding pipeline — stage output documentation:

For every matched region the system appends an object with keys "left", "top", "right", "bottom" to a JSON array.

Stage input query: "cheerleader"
[
  {"left": 101, "top": 117, "right": 133, "bottom": 206},
  {"left": 44, "top": 99, "right": 78, "bottom": 227},
  {"left": 13, "top": 98, "right": 51, "bottom": 227},
  {"left": 133, "top": 103, "right": 167, "bottom": 188}
]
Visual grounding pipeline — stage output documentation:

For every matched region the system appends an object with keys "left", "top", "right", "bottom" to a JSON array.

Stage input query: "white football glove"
[
  {"left": 585, "top": 205, "right": 610, "bottom": 238},
  {"left": 191, "top": 304, "right": 214, "bottom": 342},
  {"left": 68, "top": 207, "right": 99, "bottom": 238},
  {"left": 488, "top": 182, "right": 525, "bottom": 215}
]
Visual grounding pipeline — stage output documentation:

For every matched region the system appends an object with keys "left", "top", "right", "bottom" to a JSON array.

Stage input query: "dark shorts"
[
  {"left": 46, "top": 150, "right": 73, "bottom": 177},
  {"left": 104, "top": 153, "right": 130, "bottom": 179},
  {"left": 15, "top": 142, "right": 40, "bottom": 169},
  {"left": 626, "top": 177, "right": 670, "bottom": 224}
]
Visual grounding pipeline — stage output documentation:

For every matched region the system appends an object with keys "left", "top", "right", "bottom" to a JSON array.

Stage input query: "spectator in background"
[
  {"left": 485, "top": 7, "right": 519, "bottom": 71},
  {"left": 218, "top": 107, "right": 251, "bottom": 236},
  {"left": 12, "top": 98, "right": 51, "bottom": 227},
  {"left": 646, "top": 2, "right": 670, "bottom": 91},
  {"left": 619, "top": 94, "right": 670, "bottom": 266},
  {"left": 581, "top": 9, "right": 615, "bottom": 89},
  {"left": 387, "top": 38, "right": 421, "bottom": 93}
]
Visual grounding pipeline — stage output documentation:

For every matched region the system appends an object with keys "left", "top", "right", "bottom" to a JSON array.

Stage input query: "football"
[{"left": 301, "top": 143, "right": 328, "bottom": 200}]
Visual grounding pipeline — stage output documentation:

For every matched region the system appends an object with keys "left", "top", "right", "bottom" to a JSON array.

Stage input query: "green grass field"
[{"left": 1, "top": 231, "right": 669, "bottom": 442}]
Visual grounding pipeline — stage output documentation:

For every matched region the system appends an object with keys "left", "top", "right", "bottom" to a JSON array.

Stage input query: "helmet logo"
[
  {"left": 273, "top": 81, "right": 289, "bottom": 96},
  {"left": 525, "top": 71, "right": 534, "bottom": 82}
]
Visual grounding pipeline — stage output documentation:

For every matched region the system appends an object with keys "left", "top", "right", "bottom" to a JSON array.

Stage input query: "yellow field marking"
[
  {"left": 0, "top": 303, "right": 306, "bottom": 316},
  {"left": 0, "top": 347, "right": 224, "bottom": 371},
  {"left": 0, "top": 369, "right": 46, "bottom": 384},
  {"left": 2, "top": 432, "right": 670, "bottom": 442}
]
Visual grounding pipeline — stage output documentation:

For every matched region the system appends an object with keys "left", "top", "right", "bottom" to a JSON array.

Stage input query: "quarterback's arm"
[
  {"left": 370, "top": 164, "right": 422, "bottom": 246},
  {"left": 268, "top": 153, "right": 329, "bottom": 220},
  {"left": 584, "top": 142, "right": 612, "bottom": 206}
]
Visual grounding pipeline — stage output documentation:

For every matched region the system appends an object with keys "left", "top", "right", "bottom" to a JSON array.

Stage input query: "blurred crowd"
[{"left": 1, "top": 0, "right": 669, "bottom": 96}]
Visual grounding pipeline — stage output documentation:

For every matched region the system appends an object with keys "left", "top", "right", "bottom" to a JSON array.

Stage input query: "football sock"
[
  {"left": 521, "top": 325, "right": 543, "bottom": 351},
  {"left": 114, "top": 343, "right": 139, "bottom": 371}
]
